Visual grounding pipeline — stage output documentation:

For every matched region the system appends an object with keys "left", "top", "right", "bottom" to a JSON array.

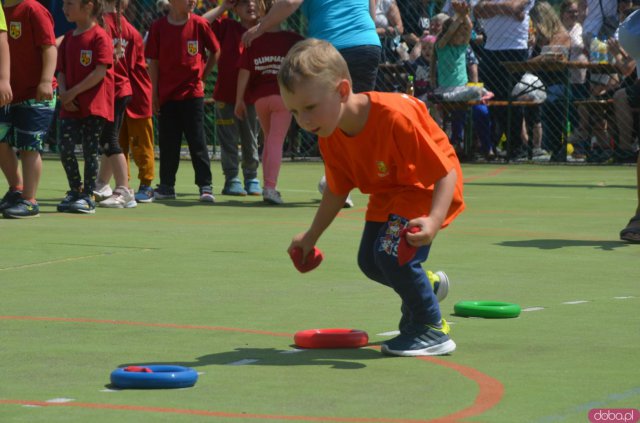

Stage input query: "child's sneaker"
[
  {"left": 382, "top": 320, "right": 456, "bottom": 357},
  {"left": 0, "top": 189, "right": 22, "bottom": 211},
  {"left": 222, "top": 178, "right": 247, "bottom": 196},
  {"left": 244, "top": 178, "right": 262, "bottom": 196},
  {"left": 263, "top": 188, "right": 283, "bottom": 205},
  {"left": 428, "top": 270, "right": 449, "bottom": 303},
  {"left": 68, "top": 193, "right": 96, "bottom": 214},
  {"left": 2, "top": 199, "right": 40, "bottom": 218},
  {"left": 93, "top": 182, "right": 113, "bottom": 200},
  {"left": 154, "top": 184, "right": 176, "bottom": 200},
  {"left": 135, "top": 185, "right": 154, "bottom": 203},
  {"left": 199, "top": 185, "right": 215, "bottom": 203},
  {"left": 57, "top": 190, "right": 81, "bottom": 212},
  {"left": 343, "top": 194, "right": 354, "bottom": 208},
  {"left": 99, "top": 186, "right": 137, "bottom": 208},
  {"left": 318, "top": 176, "right": 354, "bottom": 208}
]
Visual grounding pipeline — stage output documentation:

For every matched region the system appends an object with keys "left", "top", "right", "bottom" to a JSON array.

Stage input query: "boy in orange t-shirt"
[{"left": 279, "top": 39, "right": 465, "bottom": 357}]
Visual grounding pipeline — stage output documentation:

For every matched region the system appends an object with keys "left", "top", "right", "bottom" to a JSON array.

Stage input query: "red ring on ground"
[{"left": 294, "top": 328, "right": 369, "bottom": 349}]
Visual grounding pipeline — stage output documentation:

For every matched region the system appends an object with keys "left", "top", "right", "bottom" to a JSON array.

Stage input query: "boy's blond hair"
[{"left": 278, "top": 38, "right": 352, "bottom": 93}]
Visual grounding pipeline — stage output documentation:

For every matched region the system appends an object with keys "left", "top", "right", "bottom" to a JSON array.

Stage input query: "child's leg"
[
  {"left": 179, "top": 97, "right": 212, "bottom": 188},
  {"left": 158, "top": 100, "right": 184, "bottom": 187},
  {"left": 59, "top": 118, "right": 84, "bottom": 191},
  {"left": 472, "top": 104, "right": 493, "bottom": 155},
  {"left": 216, "top": 101, "right": 241, "bottom": 181},
  {"left": 239, "top": 104, "right": 260, "bottom": 181},
  {"left": 0, "top": 106, "right": 21, "bottom": 191},
  {"left": 100, "top": 96, "right": 131, "bottom": 190},
  {"left": 358, "top": 216, "right": 441, "bottom": 327},
  {"left": 80, "top": 116, "right": 106, "bottom": 194},
  {"left": 255, "top": 95, "right": 291, "bottom": 190},
  {"left": 126, "top": 116, "right": 155, "bottom": 187}
]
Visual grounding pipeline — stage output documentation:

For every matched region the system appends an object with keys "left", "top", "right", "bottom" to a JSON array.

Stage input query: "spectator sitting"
[{"left": 375, "top": 0, "right": 406, "bottom": 64}]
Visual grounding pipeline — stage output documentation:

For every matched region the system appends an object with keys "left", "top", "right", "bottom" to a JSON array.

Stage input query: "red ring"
[{"left": 294, "top": 328, "right": 369, "bottom": 349}]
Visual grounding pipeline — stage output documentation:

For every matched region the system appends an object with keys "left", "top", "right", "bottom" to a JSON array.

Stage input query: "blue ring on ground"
[
  {"left": 110, "top": 365, "right": 198, "bottom": 389},
  {"left": 453, "top": 301, "right": 521, "bottom": 318}
]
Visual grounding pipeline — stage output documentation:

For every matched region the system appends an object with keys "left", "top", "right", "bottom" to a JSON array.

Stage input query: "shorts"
[{"left": 0, "top": 97, "right": 57, "bottom": 152}]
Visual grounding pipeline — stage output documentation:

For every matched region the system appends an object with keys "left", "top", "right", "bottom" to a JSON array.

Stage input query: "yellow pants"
[{"left": 118, "top": 116, "right": 155, "bottom": 186}]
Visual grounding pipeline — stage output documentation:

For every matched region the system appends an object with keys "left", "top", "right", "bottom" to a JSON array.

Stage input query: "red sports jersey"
[
  {"left": 238, "top": 30, "right": 303, "bottom": 104},
  {"left": 4, "top": 0, "right": 57, "bottom": 103},
  {"left": 57, "top": 25, "right": 114, "bottom": 121},
  {"left": 123, "top": 20, "right": 152, "bottom": 119},
  {"left": 211, "top": 17, "right": 246, "bottom": 104},
  {"left": 321, "top": 92, "right": 465, "bottom": 226},
  {"left": 104, "top": 12, "right": 133, "bottom": 100},
  {"left": 145, "top": 14, "right": 220, "bottom": 106}
]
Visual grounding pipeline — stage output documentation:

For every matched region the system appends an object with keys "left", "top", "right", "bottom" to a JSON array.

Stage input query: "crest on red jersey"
[
  {"left": 9, "top": 22, "right": 21, "bottom": 39},
  {"left": 80, "top": 50, "right": 93, "bottom": 66},
  {"left": 187, "top": 40, "right": 198, "bottom": 56}
]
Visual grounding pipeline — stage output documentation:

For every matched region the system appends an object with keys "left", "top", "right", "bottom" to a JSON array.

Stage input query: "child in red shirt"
[
  {"left": 56, "top": 0, "right": 115, "bottom": 214},
  {"left": 146, "top": 0, "right": 220, "bottom": 202},
  {"left": 93, "top": 0, "right": 137, "bottom": 209},
  {"left": 280, "top": 39, "right": 465, "bottom": 357},
  {"left": 0, "top": 0, "right": 56, "bottom": 218},
  {"left": 235, "top": 0, "right": 303, "bottom": 205},
  {"left": 204, "top": 0, "right": 261, "bottom": 197}
]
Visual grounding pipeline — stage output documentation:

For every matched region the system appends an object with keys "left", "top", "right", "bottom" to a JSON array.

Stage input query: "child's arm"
[
  {"left": 234, "top": 68, "right": 249, "bottom": 119},
  {"left": 202, "top": 0, "right": 234, "bottom": 24},
  {"left": 406, "top": 168, "right": 458, "bottom": 246},
  {"left": 37, "top": 44, "right": 57, "bottom": 101},
  {"left": 58, "top": 64, "right": 108, "bottom": 109},
  {"left": 436, "top": 2, "right": 472, "bottom": 48},
  {"left": 242, "top": 0, "right": 302, "bottom": 47},
  {"left": 148, "top": 59, "right": 160, "bottom": 114},
  {"left": 288, "top": 187, "right": 350, "bottom": 263},
  {"left": 202, "top": 49, "right": 219, "bottom": 81},
  {"left": 0, "top": 30, "right": 12, "bottom": 106},
  {"left": 56, "top": 71, "right": 78, "bottom": 112}
]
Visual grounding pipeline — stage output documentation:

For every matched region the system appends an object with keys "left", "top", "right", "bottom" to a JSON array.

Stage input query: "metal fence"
[{"left": 116, "top": 1, "right": 638, "bottom": 163}]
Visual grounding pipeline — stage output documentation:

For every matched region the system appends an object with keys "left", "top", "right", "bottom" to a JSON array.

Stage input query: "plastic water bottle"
[
  {"left": 597, "top": 36, "right": 609, "bottom": 63},
  {"left": 406, "top": 75, "right": 415, "bottom": 96},
  {"left": 590, "top": 37, "right": 600, "bottom": 63}
]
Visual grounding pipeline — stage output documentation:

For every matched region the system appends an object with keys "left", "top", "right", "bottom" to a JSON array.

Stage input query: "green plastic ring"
[{"left": 453, "top": 301, "right": 521, "bottom": 318}]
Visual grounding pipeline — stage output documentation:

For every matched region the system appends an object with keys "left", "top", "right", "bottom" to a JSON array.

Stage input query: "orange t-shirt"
[{"left": 320, "top": 91, "right": 465, "bottom": 227}]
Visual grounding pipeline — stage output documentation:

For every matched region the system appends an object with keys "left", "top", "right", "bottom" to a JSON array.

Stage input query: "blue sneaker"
[
  {"left": 244, "top": 178, "right": 262, "bottom": 196},
  {"left": 383, "top": 320, "right": 456, "bottom": 357},
  {"left": 68, "top": 193, "right": 96, "bottom": 214},
  {"left": 135, "top": 185, "right": 155, "bottom": 203},
  {"left": 222, "top": 178, "right": 247, "bottom": 196},
  {"left": 154, "top": 184, "right": 176, "bottom": 200},
  {"left": 2, "top": 198, "right": 40, "bottom": 218},
  {"left": 57, "top": 190, "right": 81, "bottom": 213},
  {"left": 0, "top": 189, "right": 22, "bottom": 211}
]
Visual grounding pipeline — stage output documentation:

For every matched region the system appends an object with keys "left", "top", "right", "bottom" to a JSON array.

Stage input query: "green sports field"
[{"left": 1, "top": 159, "right": 638, "bottom": 423}]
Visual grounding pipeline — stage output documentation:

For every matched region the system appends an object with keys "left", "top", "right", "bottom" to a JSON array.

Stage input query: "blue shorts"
[{"left": 0, "top": 97, "right": 57, "bottom": 152}]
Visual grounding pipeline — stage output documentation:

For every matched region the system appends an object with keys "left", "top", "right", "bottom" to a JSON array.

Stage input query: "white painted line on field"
[
  {"left": 562, "top": 300, "right": 589, "bottom": 305},
  {"left": 197, "top": 371, "right": 206, "bottom": 375},
  {"left": 46, "top": 398, "right": 74, "bottom": 403},
  {"left": 101, "top": 388, "right": 121, "bottom": 392},
  {"left": 614, "top": 296, "right": 634, "bottom": 299},
  {"left": 23, "top": 404, "right": 42, "bottom": 408},
  {"left": 522, "top": 307, "right": 545, "bottom": 312},
  {"left": 280, "top": 349, "right": 305, "bottom": 354},
  {"left": 377, "top": 330, "right": 399, "bottom": 336},
  {"left": 227, "top": 359, "right": 259, "bottom": 366}
]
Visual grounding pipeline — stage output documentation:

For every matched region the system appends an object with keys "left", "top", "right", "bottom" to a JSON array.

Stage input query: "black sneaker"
[
  {"left": 383, "top": 320, "right": 456, "bottom": 357},
  {"left": 57, "top": 191, "right": 81, "bottom": 212},
  {"left": 153, "top": 184, "right": 176, "bottom": 200},
  {"left": 0, "top": 189, "right": 22, "bottom": 211},
  {"left": 68, "top": 193, "right": 96, "bottom": 214},
  {"left": 2, "top": 198, "right": 40, "bottom": 218}
]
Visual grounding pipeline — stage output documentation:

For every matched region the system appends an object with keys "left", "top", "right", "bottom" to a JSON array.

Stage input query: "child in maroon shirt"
[
  {"left": 56, "top": 0, "right": 114, "bottom": 214},
  {"left": 146, "top": 0, "right": 220, "bottom": 202},
  {"left": 0, "top": 0, "right": 56, "bottom": 218},
  {"left": 204, "top": 0, "right": 261, "bottom": 196}
]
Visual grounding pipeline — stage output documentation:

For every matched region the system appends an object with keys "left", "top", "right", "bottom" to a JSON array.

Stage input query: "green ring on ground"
[{"left": 454, "top": 301, "right": 521, "bottom": 318}]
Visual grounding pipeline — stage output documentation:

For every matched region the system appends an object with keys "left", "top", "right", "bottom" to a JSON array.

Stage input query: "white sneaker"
[
  {"left": 263, "top": 188, "right": 284, "bottom": 205},
  {"left": 93, "top": 182, "right": 113, "bottom": 199},
  {"left": 99, "top": 186, "right": 137, "bottom": 208}
]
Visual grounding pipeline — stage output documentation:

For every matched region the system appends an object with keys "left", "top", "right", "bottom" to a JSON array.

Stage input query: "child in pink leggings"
[{"left": 235, "top": 0, "right": 303, "bottom": 204}]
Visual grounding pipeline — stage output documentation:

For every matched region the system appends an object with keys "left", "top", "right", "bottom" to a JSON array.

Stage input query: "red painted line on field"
[
  {"left": 0, "top": 315, "right": 291, "bottom": 338},
  {"left": 1, "top": 316, "right": 504, "bottom": 422}
]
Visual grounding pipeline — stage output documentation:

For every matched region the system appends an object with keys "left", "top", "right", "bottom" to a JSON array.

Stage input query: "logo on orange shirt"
[
  {"left": 9, "top": 22, "right": 21, "bottom": 39},
  {"left": 376, "top": 161, "right": 389, "bottom": 177},
  {"left": 80, "top": 50, "right": 93, "bottom": 67},
  {"left": 187, "top": 40, "right": 198, "bottom": 56}
]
